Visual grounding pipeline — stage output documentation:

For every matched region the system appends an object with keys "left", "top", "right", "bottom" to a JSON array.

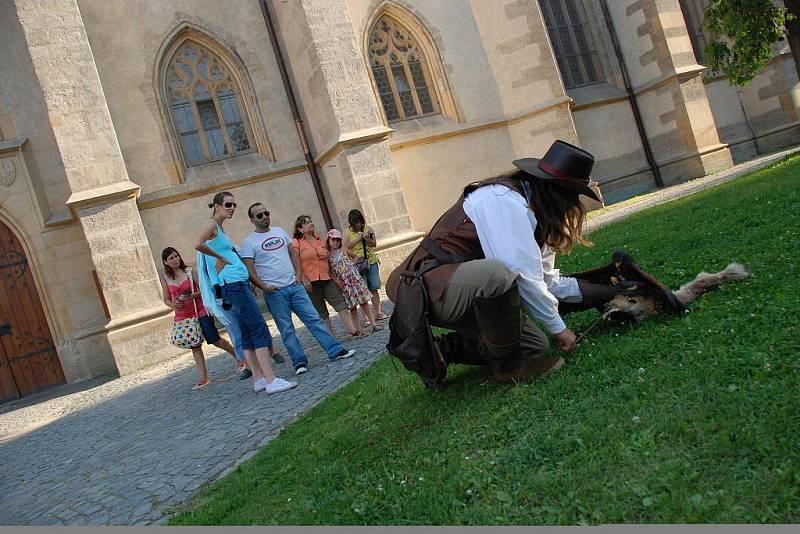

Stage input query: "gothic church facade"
[{"left": 1, "top": 0, "right": 797, "bottom": 398}]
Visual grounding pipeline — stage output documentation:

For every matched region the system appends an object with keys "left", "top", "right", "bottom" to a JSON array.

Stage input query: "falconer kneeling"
[{"left": 386, "top": 140, "right": 682, "bottom": 389}]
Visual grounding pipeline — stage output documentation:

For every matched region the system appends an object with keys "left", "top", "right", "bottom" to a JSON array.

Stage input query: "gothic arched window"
[
  {"left": 368, "top": 14, "right": 441, "bottom": 122},
  {"left": 539, "top": 0, "right": 605, "bottom": 89},
  {"left": 165, "top": 40, "right": 253, "bottom": 166}
]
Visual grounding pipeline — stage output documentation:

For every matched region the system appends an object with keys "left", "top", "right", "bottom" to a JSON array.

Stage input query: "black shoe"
[
  {"left": 238, "top": 367, "right": 253, "bottom": 380},
  {"left": 271, "top": 352, "right": 285, "bottom": 364},
  {"left": 332, "top": 349, "right": 356, "bottom": 361}
]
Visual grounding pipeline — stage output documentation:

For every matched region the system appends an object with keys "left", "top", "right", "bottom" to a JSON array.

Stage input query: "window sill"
[
  {"left": 568, "top": 83, "right": 629, "bottom": 112},
  {"left": 183, "top": 152, "right": 274, "bottom": 183},
  {"left": 387, "top": 114, "right": 455, "bottom": 137},
  {"left": 138, "top": 153, "right": 307, "bottom": 210},
  {"left": 388, "top": 96, "right": 572, "bottom": 152}
]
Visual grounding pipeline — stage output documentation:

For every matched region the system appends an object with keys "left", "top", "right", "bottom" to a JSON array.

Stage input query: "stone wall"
[
  {"left": 347, "top": 0, "right": 579, "bottom": 234},
  {"left": 0, "top": 2, "right": 115, "bottom": 382},
  {"left": 707, "top": 54, "right": 800, "bottom": 163},
  {"left": 75, "top": 0, "right": 329, "bottom": 270},
  {"left": 13, "top": 0, "right": 175, "bottom": 379}
]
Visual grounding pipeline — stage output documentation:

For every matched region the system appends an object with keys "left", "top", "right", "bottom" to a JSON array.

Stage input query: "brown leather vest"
[{"left": 386, "top": 176, "right": 530, "bottom": 303}]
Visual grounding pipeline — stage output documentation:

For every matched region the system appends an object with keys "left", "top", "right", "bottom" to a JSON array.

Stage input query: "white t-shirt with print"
[{"left": 240, "top": 227, "right": 296, "bottom": 288}]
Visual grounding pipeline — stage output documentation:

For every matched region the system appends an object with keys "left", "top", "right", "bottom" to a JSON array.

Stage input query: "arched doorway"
[{"left": 0, "top": 220, "right": 64, "bottom": 401}]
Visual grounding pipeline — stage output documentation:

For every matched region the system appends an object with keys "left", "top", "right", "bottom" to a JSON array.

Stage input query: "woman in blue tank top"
[{"left": 194, "top": 192, "right": 296, "bottom": 396}]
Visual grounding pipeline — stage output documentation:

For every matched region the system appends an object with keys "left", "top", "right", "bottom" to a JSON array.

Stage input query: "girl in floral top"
[{"left": 327, "top": 229, "right": 382, "bottom": 336}]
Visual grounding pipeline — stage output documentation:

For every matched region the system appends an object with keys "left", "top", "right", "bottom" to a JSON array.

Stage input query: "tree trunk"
[{"left": 785, "top": 0, "right": 800, "bottom": 81}]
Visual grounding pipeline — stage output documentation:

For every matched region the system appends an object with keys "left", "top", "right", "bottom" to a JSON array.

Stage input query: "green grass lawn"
[{"left": 171, "top": 156, "right": 800, "bottom": 525}]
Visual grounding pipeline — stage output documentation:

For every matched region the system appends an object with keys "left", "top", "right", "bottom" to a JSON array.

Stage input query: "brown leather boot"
[
  {"left": 559, "top": 280, "right": 624, "bottom": 315},
  {"left": 472, "top": 282, "right": 523, "bottom": 373},
  {"left": 433, "top": 332, "right": 486, "bottom": 366},
  {"left": 493, "top": 356, "right": 565, "bottom": 384}
]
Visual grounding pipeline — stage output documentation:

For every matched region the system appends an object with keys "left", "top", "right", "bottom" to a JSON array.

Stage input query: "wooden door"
[{"left": 0, "top": 221, "right": 64, "bottom": 401}]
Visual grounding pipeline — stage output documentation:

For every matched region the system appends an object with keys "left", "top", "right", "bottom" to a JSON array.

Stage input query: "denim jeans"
[
  {"left": 264, "top": 282, "right": 344, "bottom": 368},
  {"left": 221, "top": 307, "right": 245, "bottom": 361},
  {"left": 221, "top": 281, "right": 273, "bottom": 351},
  {"left": 361, "top": 261, "right": 382, "bottom": 291}
]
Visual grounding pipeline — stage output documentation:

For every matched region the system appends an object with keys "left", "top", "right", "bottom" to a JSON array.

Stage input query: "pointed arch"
[
  {"left": 0, "top": 210, "right": 66, "bottom": 398},
  {"left": 155, "top": 24, "right": 272, "bottom": 172},
  {"left": 364, "top": 3, "right": 459, "bottom": 124}
]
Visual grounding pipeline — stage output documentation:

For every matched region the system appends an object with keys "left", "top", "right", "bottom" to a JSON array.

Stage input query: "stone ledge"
[
  {"left": 44, "top": 210, "right": 76, "bottom": 228},
  {"left": 137, "top": 158, "right": 307, "bottom": 210},
  {"left": 569, "top": 83, "right": 629, "bottom": 112},
  {"left": 632, "top": 64, "right": 707, "bottom": 98},
  {"left": 0, "top": 137, "right": 28, "bottom": 154},
  {"left": 315, "top": 125, "right": 394, "bottom": 167},
  {"left": 389, "top": 96, "right": 572, "bottom": 152},
  {"left": 376, "top": 230, "right": 425, "bottom": 251},
  {"left": 375, "top": 232, "right": 424, "bottom": 282},
  {"left": 65, "top": 181, "right": 141, "bottom": 217}
]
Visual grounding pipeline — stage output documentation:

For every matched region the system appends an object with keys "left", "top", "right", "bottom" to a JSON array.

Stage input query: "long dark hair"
[
  {"left": 161, "top": 247, "right": 187, "bottom": 279},
  {"left": 293, "top": 215, "right": 312, "bottom": 239},
  {"left": 528, "top": 173, "right": 591, "bottom": 254}
]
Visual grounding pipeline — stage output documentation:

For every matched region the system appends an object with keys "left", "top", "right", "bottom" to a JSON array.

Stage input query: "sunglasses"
[
  {"left": 223, "top": 202, "right": 237, "bottom": 209},
  {"left": 253, "top": 211, "right": 270, "bottom": 220}
]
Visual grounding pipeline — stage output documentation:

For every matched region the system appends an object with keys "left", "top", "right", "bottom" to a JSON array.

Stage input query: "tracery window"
[
  {"left": 539, "top": 0, "right": 605, "bottom": 89},
  {"left": 368, "top": 15, "right": 440, "bottom": 122},
  {"left": 678, "top": 0, "right": 710, "bottom": 64},
  {"left": 166, "top": 41, "right": 252, "bottom": 166}
]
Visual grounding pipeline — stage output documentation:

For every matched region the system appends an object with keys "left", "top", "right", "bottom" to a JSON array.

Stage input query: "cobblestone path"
[{"left": 0, "top": 297, "right": 393, "bottom": 525}]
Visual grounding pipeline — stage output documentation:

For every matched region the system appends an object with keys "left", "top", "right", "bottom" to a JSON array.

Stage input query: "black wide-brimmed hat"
[{"left": 513, "top": 140, "right": 603, "bottom": 203}]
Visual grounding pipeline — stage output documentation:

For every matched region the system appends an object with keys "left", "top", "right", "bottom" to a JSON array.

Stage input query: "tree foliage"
[{"left": 703, "top": 0, "right": 791, "bottom": 86}]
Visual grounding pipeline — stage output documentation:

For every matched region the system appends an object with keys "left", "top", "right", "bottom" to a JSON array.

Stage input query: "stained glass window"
[
  {"left": 539, "top": 0, "right": 605, "bottom": 89},
  {"left": 368, "top": 15, "right": 440, "bottom": 122},
  {"left": 166, "top": 41, "right": 252, "bottom": 165}
]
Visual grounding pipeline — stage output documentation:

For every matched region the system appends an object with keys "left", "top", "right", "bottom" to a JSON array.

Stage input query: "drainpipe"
[
  {"left": 599, "top": 0, "right": 664, "bottom": 188},
  {"left": 257, "top": 0, "right": 334, "bottom": 229}
]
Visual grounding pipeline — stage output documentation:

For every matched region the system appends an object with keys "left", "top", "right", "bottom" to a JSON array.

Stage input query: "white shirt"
[
  {"left": 240, "top": 227, "right": 296, "bottom": 288},
  {"left": 462, "top": 184, "right": 581, "bottom": 334}
]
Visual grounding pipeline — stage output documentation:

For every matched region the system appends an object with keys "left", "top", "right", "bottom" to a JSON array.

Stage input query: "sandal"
[
  {"left": 349, "top": 330, "right": 367, "bottom": 338},
  {"left": 375, "top": 313, "right": 389, "bottom": 321},
  {"left": 372, "top": 324, "right": 384, "bottom": 332},
  {"left": 192, "top": 379, "right": 211, "bottom": 390}
]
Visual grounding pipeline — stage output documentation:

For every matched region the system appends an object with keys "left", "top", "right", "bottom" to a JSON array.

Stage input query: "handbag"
[
  {"left": 386, "top": 262, "right": 447, "bottom": 389},
  {"left": 169, "top": 267, "right": 203, "bottom": 349},
  {"left": 354, "top": 237, "right": 370, "bottom": 275}
]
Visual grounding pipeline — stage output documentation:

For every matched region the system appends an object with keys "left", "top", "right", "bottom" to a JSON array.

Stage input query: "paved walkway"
[
  {"left": 0, "top": 147, "right": 797, "bottom": 526},
  {"left": 0, "top": 298, "right": 393, "bottom": 525},
  {"left": 584, "top": 146, "right": 800, "bottom": 233}
]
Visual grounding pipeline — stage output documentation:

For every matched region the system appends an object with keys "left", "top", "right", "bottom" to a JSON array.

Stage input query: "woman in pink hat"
[{"left": 327, "top": 228, "right": 382, "bottom": 337}]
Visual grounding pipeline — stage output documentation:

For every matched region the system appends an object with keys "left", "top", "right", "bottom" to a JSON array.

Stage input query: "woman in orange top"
[{"left": 291, "top": 215, "right": 359, "bottom": 337}]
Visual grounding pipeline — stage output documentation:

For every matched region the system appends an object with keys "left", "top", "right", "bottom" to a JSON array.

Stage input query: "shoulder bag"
[{"left": 169, "top": 267, "right": 204, "bottom": 349}]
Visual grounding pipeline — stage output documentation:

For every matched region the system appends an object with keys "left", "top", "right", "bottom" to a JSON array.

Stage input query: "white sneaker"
[
  {"left": 253, "top": 377, "right": 267, "bottom": 392},
  {"left": 332, "top": 348, "right": 356, "bottom": 361},
  {"left": 295, "top": 365, "right": 308, "bottom": 375},
  {"left": 264, "top": 377, "right": 298, "bottom": 395}
]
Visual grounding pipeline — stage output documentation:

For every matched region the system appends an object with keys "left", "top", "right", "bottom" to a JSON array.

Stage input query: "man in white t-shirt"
[{"left": 240, "top": 203, "right": 355, "bottom": 375}]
